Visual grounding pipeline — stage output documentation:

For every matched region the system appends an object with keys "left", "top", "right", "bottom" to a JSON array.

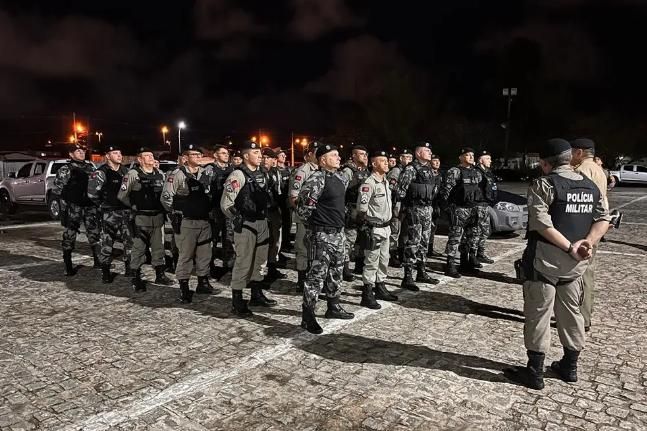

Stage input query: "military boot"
[
  {"left": 231, "top": 290, "right": 253, "bottom": 316},
  {"left": 264, "top": 263, "right": 287, "bottom": 282},
  {"left": 388, "top": 251, "right": 401, "bottom": 268},
  {"left": 249, "top": 282, "right": 277, "bottom": 307},
  {"left": 459, "top": 252, "right": 479, "bottom": 274},
  {"left": 91, "top": 245, "right": 102, "bottom": 269},
  {"left": 325, "top": 298, "right": 354, "bottom": 319},
  {"left": 445, "top": 262, "right": 461, "bottom": 278},
  {"left": 360, "top": 285, "right": 381, "bottom": 309},
  {"left": 154, "top": 265, "right": 173, "bottom": 285},
  {"left": 469, "top": 253, "right": 483, "bottom": 269},
  {"left": 196, "top": 276, "right": 215, "bottom": 294},
  {"left": 131, "top": 268, "right": 146, "bottom": 292},
  {"left": 301, "top": 304, "right": 323, "bottom": 334},
  {"left": 504, "top": 350, "right": 545, "bottom": 390},
  {"left": 101, "top": 264, "right": 112, "bottom": 284},
  {"left": 342, "top": 262, "right": 354, "bottom": 281},
  {"left": 551, "top": 348, "right": 580, "bottom": 383},
  {"left": 400, "top": 267, "right": 419, "bottom": 291},
  {"left": 178, "top": 279, "right": 193, "bottom": 304},
  {"left": 296, "top": 270, "right": 306, "bottom": 293},
  {"left": 124, "top": 257, "right": 133, "bottom": 277},
  {"left": 353, "top": 257, "right": 364, "bottom": 275},
  {"left": 477, "top": 253, "right": 494, "bottom": 264},
  {"left": 63, "top": 250, "right": 76, "bottom": 276},
  {"left": 374, "top": 281, "right": 398, "bottom": 301},
  {"left": 416, "top": 262, "right": 439, "bottom": 285}
]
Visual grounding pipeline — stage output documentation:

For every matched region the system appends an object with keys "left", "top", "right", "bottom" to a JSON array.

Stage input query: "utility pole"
[{"left": 501, "top": 87, "right": 517, "bottom": 167}]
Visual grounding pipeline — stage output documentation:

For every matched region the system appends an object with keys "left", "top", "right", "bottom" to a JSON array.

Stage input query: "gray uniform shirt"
[
  {"left": 160, "top": 166, "right": 210, "bottom": 213},
  {"left": 357, "top": 173, "right": 392, "bottom": 238}
]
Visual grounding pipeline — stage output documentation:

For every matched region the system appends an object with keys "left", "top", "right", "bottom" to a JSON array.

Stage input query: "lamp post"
[
  {"left": 502, "top": 87, "right": 517, "bottom": 166},
  {"left": 161, "top": 126, "right": 168, "bottom": 147},
  {"left": 95, "top": 131, "right": 103, "bottom": 143},
  {"left": 177, "top": 121, "right": 186, "bottom": 155}
]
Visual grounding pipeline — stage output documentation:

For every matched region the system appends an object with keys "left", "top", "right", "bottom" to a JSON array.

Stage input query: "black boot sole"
[
  {"left": 301, "top": 321, "right": 323, "bottom": 334},
  {"left": 231, "top": 307, "right": 254, "bottom": 317},
  {"left": 503, "top": 366, "right": 545, "bottom": 390},
  {"left": 550, "top": 362, "right": 578, "bottom": 382},
  {"left": 360, "top": 300, "right": 381, "bottom": 309}
]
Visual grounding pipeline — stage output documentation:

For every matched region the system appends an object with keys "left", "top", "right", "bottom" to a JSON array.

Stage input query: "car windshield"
[
  {"left": 50, "top": 163, "right": 66, "bottom": 175},
  {"left": 496, "top": 190, "right": 527, "bottom": 205}
]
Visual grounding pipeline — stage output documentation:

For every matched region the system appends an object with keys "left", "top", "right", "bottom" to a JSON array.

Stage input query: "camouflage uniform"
[
  {"left": 476, "top": 163, "right": 498, "bottom": 259},
  {"left": 88, "top": 164, "right": 132, "bottom": 268},
  {"left": 289, "top": 161, "right": 318, "bottom": 275},
  {"left": 53, "top": 160, "right": 101, "bottom": 253},
  {"left": 440, "top": 165, "right": 485, "bottom": 266},
  {"left": 341, "top": 161, "right": 370, "bottom": 271},
  {"left": 264, "top": 165, "right": 284, "bottom": 267},
  {"left": 386, "top": 164, "right": 403, "bottom": 253},
  {"left": 204, "top": 162, "right": 235, "bottom": 270},
  {"left": 277, "top": 163, "right": 293, "bottom": 251},
  {"left": 297, "top": 169, "right": 349, "bottom": 307}
]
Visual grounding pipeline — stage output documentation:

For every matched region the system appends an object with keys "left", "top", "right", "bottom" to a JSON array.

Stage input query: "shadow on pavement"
[
  {"left": 459, "top": 270, "right": 523, "bottom": 285},
  {"left": 606, "top": 239, "right": 647, "bottom": 252}
]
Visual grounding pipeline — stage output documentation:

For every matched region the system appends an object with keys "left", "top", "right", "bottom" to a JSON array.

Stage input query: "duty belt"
[
  {"left": 368, "top": 221, "right": 391, "bottom": 228},
  {"left": 310, "top": 225, "right": 343, "bottom": 234},
  {"left": 135, "top": 210, "right": 162, "bottom": 216}
]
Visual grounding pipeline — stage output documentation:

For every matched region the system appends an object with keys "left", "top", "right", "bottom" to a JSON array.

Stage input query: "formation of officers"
[{"left": 52, "top": 136, "right": 610, "bottom": 389}]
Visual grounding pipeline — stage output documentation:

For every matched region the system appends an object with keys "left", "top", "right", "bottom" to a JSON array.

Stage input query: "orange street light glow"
[{"left": 161, "top": 126, "right": 169, "bottom": 134}]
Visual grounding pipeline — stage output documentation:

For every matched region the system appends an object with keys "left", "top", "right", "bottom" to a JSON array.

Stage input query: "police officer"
[
  {"left": 297, "top": 144, "right": 353, "bottom": 334},
  {"left": 275, "top": 148, "right": 293, "bottom": 259},
  {"left": 288, "top": 141, "right": 320, "bottom": 292},
  {"left": 475, "top": 150, "right": 497, "bottom": 264},
  {"left": 570, "top": 138, "right": 609, "bottom": 333},
  {"left": 231, "top": 150, "right": 243, "bottom": 167},
  {"left": 357, "top": 150, "right": 398, "bottom": 307},
  {"left": 439, "top": 147, "right": 485, "bottom": 278},
  {"left": 396, "top": 142, "right": 441, "bottom": 290},
  {"left": 426, "top": 153, "right": 444, "bottom": 258},
  {"left": 388, "top": 154, "right": 397, "bottom": 170},
  {"left": 504, "top": 138, "right": 610, "bottom": 389},
  {"left": 161, "top": 145, "right": 217, "bottom": 303},
  {"left": 118, "top": 147, "right": 172, "bottom": 291},
  {"left": 88, "top": 145, "right": 132, "bottom": 283},
  {"left": 52, "top": 143, "right": 101, "bottom": 276},
  {"left": 262, "top": 148, "right": 287, "bottom": 281},
  {"left": 206, "top": 145, "right": 234, "bottom": 278},
  {"left": 387, "top": 148, "right": 413, "bottom": 268},
  {"left": 221, "top": 141, "right": 277, "bottom": 316},
  {"left": 341, "top": 144, "right": 370, "bottom": 280}
]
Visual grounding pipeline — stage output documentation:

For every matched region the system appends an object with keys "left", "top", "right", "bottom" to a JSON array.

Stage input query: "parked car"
[
  {"left": 0, "top": 159, "right": 88, "bottom": 219},
  {"left": 609, "top": 164, "right": 647, "bottom": 185}
]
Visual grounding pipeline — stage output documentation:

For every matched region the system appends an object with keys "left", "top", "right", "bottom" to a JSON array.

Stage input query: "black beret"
[
  {"left": 316, "top": 144, "right": 337, "bottom": 159},
  {"left": 182, "top": 144, "right": 203, "bottom": 155},
  {"left": 399, "top": 148, "right": 412, "bottom": 156},
  {"left": 274, "top": 148, "right": 286, "bottom": 155},
  {"left": 137, "top": 147, "right": 154, "bottom": 155},
  {"left": 232, "top": 150, "right": 242, "bottom": 157},
  {"left": 372, "top": 150, "right": 389, "bottom": 158},
  {"left": 240, "top": 140, "right": 261, "bottom": 151},
  {"left": 262, "top": 148, "right": 277, "bottom": 158},
  {"left": 570, "top": 138, "right": 595, "bottom": 150},
  {"left": 388, "top": 153, "right": 397, "bottom": 159},
  {"left": 478, "top": 150, "right": 491, "bottom": 157},
  {"left": 307, "top": 140, "right": 322, "bottom": 153},
  {"left": 102, "top": 145, "right": 120, "bottom": 153},
  {"left": 69, "top": 143, "right": 87, "bottom": 151},
  {"left": 415, "top": 141, "right": 432, "bottom": 150},
  {"left": 460, "top": 147, "right": 475, "bottom": 155},
  {"left": 431, "top": 153, "right": 440, "bottom": 160},
  {"left": 540, "top": 138, "right": 572, "bottom": 159},
  {"left": 352, "top": 144, "right": 368, "bottom": 152}
]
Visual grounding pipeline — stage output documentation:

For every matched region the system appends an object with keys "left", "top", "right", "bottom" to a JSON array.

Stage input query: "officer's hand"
[{"left": 570, "top": 239, "right": 593, "bottom": 261}]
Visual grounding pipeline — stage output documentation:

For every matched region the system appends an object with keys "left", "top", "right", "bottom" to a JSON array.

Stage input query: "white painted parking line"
[
  {"left": 622, "top": 222, "right": 647, "bottom": 226},
  {"left": 598, "top": 250, "right": 646, "bottom": 257},
  {"left": 0, "top": 221, "right": 59, "bottom": 231},
  {"left": 615, "top": 195, "right": 647, "bottom": 209},
  {"left": 65, "top": 244, "right": 526, "bottom": 431}
]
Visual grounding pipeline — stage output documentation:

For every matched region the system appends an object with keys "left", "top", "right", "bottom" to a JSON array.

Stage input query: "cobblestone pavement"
[{"left": 1, "top": 187, "right": 646, "bottom": 430}]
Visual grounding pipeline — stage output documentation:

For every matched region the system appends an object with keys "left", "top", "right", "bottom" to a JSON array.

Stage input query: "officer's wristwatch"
[{"left": 566, "top": 243, "right": 573, "bottom": 254}]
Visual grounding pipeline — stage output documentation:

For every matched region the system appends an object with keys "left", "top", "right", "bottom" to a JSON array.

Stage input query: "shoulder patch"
[
  {"left": 295, "top": 175, "right": 302, "bottom": 181},
  {"left": 167, "top": 175, "right": 174, "bottom": 183},
  {"left": 361, "top": 186, "right": 370, "bottom": 192},
  {"left": 230, "top": 179, "right": 240, "bottom": 190}
]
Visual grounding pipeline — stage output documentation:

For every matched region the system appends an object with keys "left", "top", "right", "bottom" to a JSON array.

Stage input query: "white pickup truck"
[
  {"left": 0, "top": 159, "right": 74, "bottom": 219},
  {"left": 609, "top": 164, "right": 647, "bottom": 185}
]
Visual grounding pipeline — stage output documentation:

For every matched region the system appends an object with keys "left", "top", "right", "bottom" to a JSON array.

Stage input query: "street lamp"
[
  {"left": 502, "top": 87, "right": 518, "bottom": 166},
  {"left": 161, "top": 126, "right": 169, "bottom": 147},
  {"left": 95, "top": 131, "right": 103, "bottom": 143},
  {"left": 177, "top": 121, "right": 186, "bottom": 155}
]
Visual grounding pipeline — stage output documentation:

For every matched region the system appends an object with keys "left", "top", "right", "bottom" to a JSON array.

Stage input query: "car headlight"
[{"left": 495, "top": 202, "right": 521, "bottom": 212}]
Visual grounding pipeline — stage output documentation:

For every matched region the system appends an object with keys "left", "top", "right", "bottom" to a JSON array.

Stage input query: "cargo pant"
[
  {"left": 176, "top": 219, "right": 212, "bottom": 280},
  {"left": 230, "top": 219, "right": 269, "bottom": 291},
  {"left": 580, "top": 245, "right": 598, "bottom": 328},
  {"left": 363, "top": 227, "right": 390, "bottom": 286},
  {"left": 475, "top": 205, "right": 491, "bottom": 257},
  {"left": 389, "top": 202, "right": 401, "bottom": 252},
  {"left": 131, "top": 213, "right": 165, "bottom": 270},
  {"left": 210, "top": 211, "right": 235, "bottom": 269},
  {"left": 523, "top": 276, "right": 586, "bottom": 353},
  {"left": 445, "top": 205, "right": 480, "bottom": 266},
  {"left": 267, "top": 207, "right": 282, "bottom": 265},
  {"left": 99, "top": 208, "right": 132, "bottom": 265},
  {"left": 402, "top": 205, "right": 434, "bottom": 269},
  {"left": 303, "top": 228, "right": 345, "bottom": 307},
  {"left": 61, "top": 202, "right": 101, "bottom": 252},
  {"left": 295, "top": 221, "right": 309, "bottom": 272}
]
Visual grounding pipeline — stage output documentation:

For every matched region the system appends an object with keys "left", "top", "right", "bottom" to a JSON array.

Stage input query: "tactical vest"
[
  {"left": 309, "top": 172, "right": 346, "bottom": 228},
  {"left": 130, "top": 168, "right": 164, "bottom": 214},
  {"left": 344, "top": 163, "right": 370, "bottom": 205},
  {"left": 452, "top": 166, "right": 483, "bottom": 206},
  {"left": 265, "top": 167, "right": 281, "bottom": 209},
  {"left": 210, "top": 163, "right": 233, "bottom": 206},
  {"left": 404, "top": 162, "right": 440, "bottom": 206},
  {"left": 479, "top": 165, "right": 498, "bottom": 204},
  {"left": 99, "top": 165, "right": 128, "bottom": 209},
  {"left": 61, "top": 161, "right": 93, "bottom": 206},
  {"left": 277, "top": 165, "right": 291, "bottom": 196},
  {"left": 234, "top": 166, "right": 269, "bottom": 220},
  {"left": 173, "top": 167, "right": 212, "bottom": 220}
]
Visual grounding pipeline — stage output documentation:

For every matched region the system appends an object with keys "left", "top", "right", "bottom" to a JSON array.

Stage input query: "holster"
[
  {"left": 170, "top": 212, "right": 183, "bottom": 235},
  {"left": 59, "top": 201, "right": 69, "bottom": 228},
  {"left": 357, "top": 225, "right": 379, "bottom": 250},
  {"left": 233, "top": 214, "right": 243, "bottom": 234}
]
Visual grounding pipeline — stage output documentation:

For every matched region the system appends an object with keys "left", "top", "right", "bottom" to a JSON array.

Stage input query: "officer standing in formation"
[
  {"left": 475, "top": 150, "right": 497, "bottom": 264},
  {"left": 53, "top": 143, "right": 102, "bottom": 276},
  {"left": 396, "top": 142, "right": 440, "bottom": 291},
  {"left": 206, "top": 145, "right": 234, "bottom": 278},
  {"left": 262, "top": 148, "right": 287, "bottom": 281},
  {"left": 387, "top": 148, "right": 413, "bottom": 267},
  {"left": 275, "top": 149, "right": 293, "bottom": 258},
  {"left": 356, "top": 150, "right": 398, "bottom": 307},
  {"left": 426, "top": 153, "right": 443, "bottom": 258},
  {"left": 388, "top": 154, "right": 397, "bottom": 170},
  {"left": 440, "top": 147, "right": 486, "bottom": 278},
  {"left": 297, "top": 144, "right": 353, "bottom": 334},
  {"left": 341, "top": 145, "right": 370, "bottom": 280},
  {"left": 87, "top": 145, "right": 132, "bottom": 283},
  {"left": 161, "top": 145, "right": 216, "bottom": 303},
  {"left": 221, "top": 140, "right": 277, "bottom": 316},
  {"left": 288, "top": 141, "right": 320, "bottom": 292},
  {"left": 505, "top": 138, "right": 609, "bottom": 390},
  {"left": 118, "top": 147, "right": 172, "bottom": 291},
  {"left": 570, "top": 138, "right": 608, "bottom": 332}
]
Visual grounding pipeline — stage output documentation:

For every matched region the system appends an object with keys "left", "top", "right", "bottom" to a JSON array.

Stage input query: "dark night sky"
[{"left": 1, "top": 0, "right": 646, "bottom": 157}]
